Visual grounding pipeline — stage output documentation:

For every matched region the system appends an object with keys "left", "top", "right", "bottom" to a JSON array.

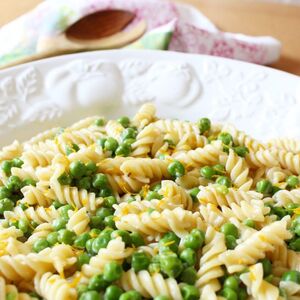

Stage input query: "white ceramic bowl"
[{"left": 0, "top": 49, "right": 299, "bottom": 146}]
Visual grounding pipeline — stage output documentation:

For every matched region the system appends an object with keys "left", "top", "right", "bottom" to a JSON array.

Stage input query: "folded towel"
[{"left": 0, "top": 0, "right": 281, "bottom": 68}]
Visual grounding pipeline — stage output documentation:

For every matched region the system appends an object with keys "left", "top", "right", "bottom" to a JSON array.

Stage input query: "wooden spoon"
[
  {"left": 2, "top": 10, "right": 147, "bottom": 68},
  {"left": 66, "top": 9, "right": 135, "bottom": 40}
]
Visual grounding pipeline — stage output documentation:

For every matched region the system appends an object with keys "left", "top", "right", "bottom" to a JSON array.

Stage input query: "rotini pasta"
[{"left": 0, "top": 104, "right": 299, "bottom": 299}]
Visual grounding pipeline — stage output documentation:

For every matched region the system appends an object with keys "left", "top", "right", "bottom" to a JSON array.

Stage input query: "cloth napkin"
[{"left": 0, "top": 0, "right": 281, "bottom": 68}]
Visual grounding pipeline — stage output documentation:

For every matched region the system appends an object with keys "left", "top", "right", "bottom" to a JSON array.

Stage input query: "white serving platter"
[{"left": 0, "top": 49, "right": 299, "bottom": 146}]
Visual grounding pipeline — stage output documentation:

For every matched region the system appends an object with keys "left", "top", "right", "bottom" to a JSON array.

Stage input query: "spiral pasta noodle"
[
  {"left": 34, "top": 272, "right": 77, "bottom": 300},
  {"left": 120, "top": 269, "right": 183, "bottom": 299}
]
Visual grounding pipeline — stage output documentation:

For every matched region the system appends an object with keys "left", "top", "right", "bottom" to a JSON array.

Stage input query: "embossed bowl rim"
[{"left": 0, "top": 49, "right": 299, "bottom": 146}]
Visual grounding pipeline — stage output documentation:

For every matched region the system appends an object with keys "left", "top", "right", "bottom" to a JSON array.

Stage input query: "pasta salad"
[{"left": 0, "top": 103, "right": 299, "bottom": 300}]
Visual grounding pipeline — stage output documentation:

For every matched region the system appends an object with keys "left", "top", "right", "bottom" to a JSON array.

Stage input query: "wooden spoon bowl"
[{"left": 66, "top": 9, "right": 135, "bottom": 41}]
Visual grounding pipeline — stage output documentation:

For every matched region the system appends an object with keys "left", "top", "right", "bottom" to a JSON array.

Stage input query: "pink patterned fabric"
[
  {"left": 0, "top": 0, "right": 281, "bottom": 67},
  {"left": 168, "top": 21, "right": 278, "bottom": 64}
]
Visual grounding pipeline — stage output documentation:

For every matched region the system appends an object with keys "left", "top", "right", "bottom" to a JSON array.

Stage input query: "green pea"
[
  {"left": 159, "top": 232, "right": 180, "bottom": 253},
  {"left": 57, "top": 229, "right": 76, "bottom": 245},
  {"left": 198, "top": 118, "right": 211, "bottom": 134},
  {"left": 115, "top": 144, "right": 131, "bottom": 157},
  {"left": 287, "top": 203, "right": 300, "bottom": 215},
  {"left": 104, "top": 138, "right": 119, "bottom": 152},
  {"left": 294, "top": 223, "right": 300, "bottom": 236},
  {"left": 150, "top": 183, "right": 161, "bottom": 192},
  {"left": 216, "top": 176, "right": 232, "bottom": 188},
  {"left": 237, "top": 288, "right": 248, "bottom": 300},
  {"left": 149, "top": 262, "right": 161, "bottom": 274},
  {"left": 188, "top": 188, "right": 199, "bottom": 203},
  {"left": 96, "top": 208, "right": 113, "bottom": 220},
  {"left": 213, "top": 164, "right": 226, "bottom": 175},
  {"left": 103, "top": 196, "right": 117, "bottom": 208},
  {"left": 183, "top": 233, "right": 204, "bottom": 251},
  {"left": 90, "top": 228, "right": 102, "bottom": 238},
  {"left": 160, "top": 253, "right": 183, "bottom": 278},
  {"left": 18, "top": 219, "right": 30, "bottom": 234},
  {"left": 52, "top": 217, "right": 67, "bottom": 231},
  {"left": 287, "top": 175, "right": 300, "bottom": 188},
  {"left": 88, "top": 274, "right": 109, "bottom": 292},
  {"left": 289, "top": 237, "right": 300, "bottom": 251},
  {"left": 95, "top": 118, "right": 105, "bottom": 126},
  {"left": 145, "top": 191, "right": 162, "bottom": 201},
  {"left": 70, "top": 161, "right": 86, "bottom": 179},
  {"left": 264, "top": 274, "right": 274, "bottom": 283},
  {"left": 260, "top": 258, "right": 272, "bottom": 277},
  {"left": 121, "top": 128, "right": 137, "bottom": 141},
  {"left": 154, "top": 297, "right": 169, "bottom": 300},
  {"left": 12, "top": 158, "right": 24, "bottom": 168},
  {"left": 180, "top": 284, "right": 200, "bottom": 300},
  {"left": 65, "top": 146, "right": 74, "bottom": 156},
  {"left": 77, "top": 177, "right": 92, "bottom": 190},
  {"left": 47, "top": 232, "right": 59, "bottom": 246},
  {"left": 22, "top": 178, "right": 36, "bottom": 187},
  {"left": 18, "top": 202, "right": 28, "bottom": 211},
  {"left": 256, "top": 179, "right": 273, "bottom": 194},
  {"left": 77, "top": 252, "right": 91, "bottom": 269},
  {"left": 6, "top": 176, "right": 22, "bottom": 192},
  {"left": 168, "top": 161, "right": 185, "bottom": 178},
  {"left": 224, "top": 276, "right": 239, "bottom": 291},
  {"left": 281, "top": 270, "right": 300, "bottom": 284},
  {"left": 119, "top": 291, "right": 141, "bottom": 300},
  {"left": 130, "top": 232, "right": 145, "bottom": 247},
  {"left": 123, "top": 138, "right": 135, "bottom": 146},
  {"left": 179, "top": 248, "right": 196, "bottom": 266},
  {"left": 74, "top": 233, "right": 91, "bottom": 249},
  {"left": 97, "top": 138, "right": 107, "bottom": 148},
  {"left": 77, "top": 284, "right": 89, "bottom": 296},
  {"left": 79, "top": 291, "right": 101, "bottom": 300},
  {"left": 57, "top": 172, "right": 72, "bottom": 185},
  {"left": 89, "top": 216, "right": 104, "bottom": 229},
  {"left": 243, "top": 219, "right": 256, "bottom": 228},
  {"left": 111, "top": 230, "right": 131, "bottom": 246},
  {"left": 271, "top": 206, "right": 289, "bottom": 219},
  {"left": 103, "top": 261, "right": 123, "bottom": 282},
  {"left": 2, "top": 160, "right": 13, "bottom": 176},
  {"left": 221, "top": 223, "right": 239, "bottom": 238},
  {"left": 218, "top": 132, "right": 233, "bottom": 145},
  {"left": 291, "top": 215, "right": 300, "bottom": 229},
  {"left": 33, "top": 238, "right": 49, "bottom": 253},
  {"left": 0, "top": 198, "right": 14, "bottom": 214},
  {"left": 72, "top": 143, "right": 80, "bottom": 152},
  {"left": 272, "top": 186, "right": 281, "bottom": 195},
  {"left": 200, "top": 166, "right": 216, "bottom": 179},
  {"left": 233, "top": 146, "right": 249, "bottom": 157},
  {"left": 104, "top": 285, "right": 123, "bottom": 300},
  {"left": 93, "top": 174, "right": 108, "bottom": 189},
  {"left": 221, "top": 287, "right": 238, "bottom": 300},
  {"left": 59, "top": 204, "right": 73, "bottom": 219},
  {"left": 86, "top": 238, "right": 95, "bottom": 254},
  {"left": 131, "top": 251, "right": 151, "bottom": 272},
  {"left": 118, "top": 116, "right": 130, "bottom": 128},
  {"left": 99, "top": 188, "right": 113, "bottom": 197},
  {"left": 103, "top": 215, "right": 116, "bottom": 228},
  {"left": 0, "top": 186, "right": 11, "bottom": 199},
  {"left": 85, "top": 161, "right": 98, "bottom": 176},
  {"left": 225, "top": 235, "right": 237, "bottom": 250},
  {"left": 179, "top": 267, "right": 197, "bottom": 284},
  {"left": 191, "top": 228, "right": 205, "bottom": 240},
  {"left": 92, "top": 235, "right": 111, "bottom": 253}
]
